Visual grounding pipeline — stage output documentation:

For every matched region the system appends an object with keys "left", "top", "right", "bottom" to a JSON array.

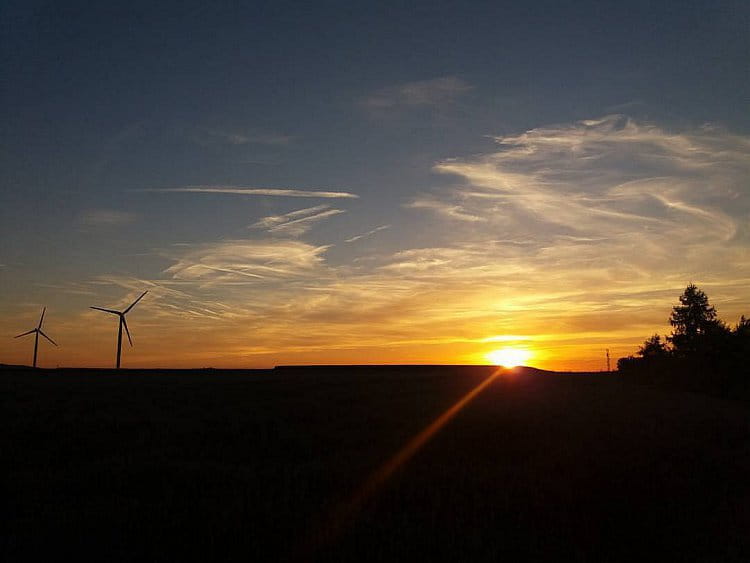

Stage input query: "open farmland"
[{"left": 3, "top": 366, "right": 749, "bottom": 562}]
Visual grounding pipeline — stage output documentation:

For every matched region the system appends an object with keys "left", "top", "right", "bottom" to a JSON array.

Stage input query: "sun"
[{"left": 486, "top": 347, "right": 532, "bottom": 368}]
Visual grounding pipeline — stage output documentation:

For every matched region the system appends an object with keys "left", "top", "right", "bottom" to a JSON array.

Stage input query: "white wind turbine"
[{"left": 90, "top": 291, "right": 148, "bottom": 369}]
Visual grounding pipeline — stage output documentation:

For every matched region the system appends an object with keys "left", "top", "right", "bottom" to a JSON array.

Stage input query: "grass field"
[{"left": 3, "top": 366, "right": 749, "bottom": 562}]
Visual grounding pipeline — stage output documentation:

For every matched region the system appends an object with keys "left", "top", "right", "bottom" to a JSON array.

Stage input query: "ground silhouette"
[{"left": 3, "top": 365, "right": 749, "bottom": 562}]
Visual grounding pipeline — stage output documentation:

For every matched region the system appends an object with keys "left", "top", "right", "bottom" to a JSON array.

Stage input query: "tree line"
[{"left": 618, "top": 284, "right": 750, "bottom": 398}]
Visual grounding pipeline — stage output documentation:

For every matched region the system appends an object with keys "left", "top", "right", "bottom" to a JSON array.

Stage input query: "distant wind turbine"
[
  {"left": 14, "top": 307, "right": 57, "bottom": 368},
  {"left": 91, "top": 291, "right": 148, "bottom": 369}
]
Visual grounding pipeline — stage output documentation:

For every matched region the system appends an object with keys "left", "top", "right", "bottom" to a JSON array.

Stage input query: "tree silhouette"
[
  {"left": 668, "top": 284, "right": 718, "bottom": 356},
  {"left": 619, "top": 284, "right": 749, "bottom": 398},
  {"left": 732, "top": 316, "right": 750, "bottom": 369},
  {"left": 735, "top": 315, "right": 750, "bottom": 337},
  {"left": 638, "top": 334, "right": 668, "bottom": 358}
]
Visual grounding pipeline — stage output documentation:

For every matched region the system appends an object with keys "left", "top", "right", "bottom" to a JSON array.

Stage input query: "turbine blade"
[
  {"left": 38, "top": 307, "right": 46, "bottom": 329},
  {"left": 39, "top": 330, "right": 57, "bottom": 346},
  {"left": 124, "top": 290, "right": 148, "bottom": 314},
  {"left": 90, "top": 306, "right": 121, "bottom": 315},
  {"left": 14, "top": 329, "right": 35, "bottom": 338},
  {"left": 122, "top": 317, "right": 133, "bottom": 346}
]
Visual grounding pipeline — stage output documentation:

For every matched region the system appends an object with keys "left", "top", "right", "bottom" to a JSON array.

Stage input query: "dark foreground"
[{"left": 3, "top": 366, "right": 749, "bottom": 562}]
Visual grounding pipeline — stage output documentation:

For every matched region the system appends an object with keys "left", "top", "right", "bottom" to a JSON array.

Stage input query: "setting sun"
[{"left": 486, "top": 348, "right": 532, "bottom": 368}]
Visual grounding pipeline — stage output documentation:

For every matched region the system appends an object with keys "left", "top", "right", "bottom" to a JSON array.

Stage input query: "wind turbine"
[
  {"left": 15, "top": 307, "right": 57, "bottom": 368},
  {"left": 91, "top": 291, "right": 148, "bottom": 369}
]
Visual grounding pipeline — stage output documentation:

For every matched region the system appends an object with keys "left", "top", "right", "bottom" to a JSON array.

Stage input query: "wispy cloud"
[
  {"left": 345, "top": 224, "right": 390, "bottom": 243},
  {"left": 425, "top": 115, "right": 748, "bottom": 248},
  {"left": 145, "top": 186, "right": 358, "bottom": 199},
  {"left": 399, "top": 116, "right": 750, "bottom": 302},
  {"left": 79, "top": 209, "right": 138, "bottom": 227},
  {"left": 404, "top": 197, "right": 486, "bottom": 222},
  {"left": 86, "top": 275, "right": 230, "bottom": 321},
  {"left": 164, "top": 239, "right": 331, "bottom": 285},
  {"left": 362, "top": 76, "right": 473, "bottom": 111},
  {"left": 250, "top": 205, "right": 346, "bottom": 236}
]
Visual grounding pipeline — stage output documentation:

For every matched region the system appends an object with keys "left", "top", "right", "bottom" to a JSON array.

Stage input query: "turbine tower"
[
  {"left": 91, "top": 291, "right": 148, "bottom": 369},
  {"left": 14, "top": 307, "right": 57, "bottom": 368}
]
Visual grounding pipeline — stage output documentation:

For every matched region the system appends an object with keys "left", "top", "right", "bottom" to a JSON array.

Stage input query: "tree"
[
  {"left": 668, "top": 284, "right": 718, "bottom": 355},
  {"left": 638, "top": 334, "right": 668, "bottom": 358},
  {"left": 618, "top": 285, "right": 748, "bottom": 396},
  {"left": 733, "top": 316, "right": 750, "bottom": 365},
  {"left": 735, "top": 315, "right": 750, "bottom": 338}
]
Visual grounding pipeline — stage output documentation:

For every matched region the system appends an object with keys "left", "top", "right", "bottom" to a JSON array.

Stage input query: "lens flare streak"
[{"left": 295, "top": 367, "right": 504, "bottom": 558}]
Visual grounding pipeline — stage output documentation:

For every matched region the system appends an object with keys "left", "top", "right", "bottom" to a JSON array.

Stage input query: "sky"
[{"left": 1, "top": 0, "right": 749, "bottom": 370}]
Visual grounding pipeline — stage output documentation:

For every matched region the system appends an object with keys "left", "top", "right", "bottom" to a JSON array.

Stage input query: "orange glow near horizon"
[
  {"left": 0, "top": 318, "right": 645, "bottom": 372},
  {"left": 4, "top": 286, "right": 742, "bottom": 373}
]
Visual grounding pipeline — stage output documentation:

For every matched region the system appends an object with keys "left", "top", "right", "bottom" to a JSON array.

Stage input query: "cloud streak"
[
  {"left": 345, "top": 225, "right": 390, "bottom": 243},
  {"left": 192, "top": 129, "right": 294, "bottom": 147},
  {"left": 362, "top": 76, "right": 473, "bottom": 111},
  {"left": 164, "top": 239, "right": 331, "bottom": 285},
  {"left": 145, "top": 186, "right": 359, "bottom": 199},
  {"left": 404, "top": 198, "right": 485, "bottom": 222},
  {"left": 250, "top": 205, "right": 346, "bottom": 236},
  {"left": 79, "top": 209, "right": 138, "bottom": 227}
]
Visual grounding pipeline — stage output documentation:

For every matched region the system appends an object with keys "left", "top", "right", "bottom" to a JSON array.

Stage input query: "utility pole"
[{"left": 606, "top": 349, "right": 611, "bottom": 373}]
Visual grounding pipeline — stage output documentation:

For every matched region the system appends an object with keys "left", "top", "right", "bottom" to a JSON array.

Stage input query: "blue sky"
[{"left": 1, "top": 1, "right": 749, "bottom": 368}]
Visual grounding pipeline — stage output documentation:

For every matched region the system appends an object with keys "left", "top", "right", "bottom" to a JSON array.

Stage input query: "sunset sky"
[{"left": 1, "top": 1, "right": 749, "bottom": 369}]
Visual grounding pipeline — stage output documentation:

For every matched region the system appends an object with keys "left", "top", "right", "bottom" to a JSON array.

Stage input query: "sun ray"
[{"left": 293, "top": 367, "right": 503, "bottom": 559}]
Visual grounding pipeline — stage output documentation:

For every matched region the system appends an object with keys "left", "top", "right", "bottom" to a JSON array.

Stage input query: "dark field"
[{"left": 3, "top": 366, "right": 749, "bottom": 562}]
